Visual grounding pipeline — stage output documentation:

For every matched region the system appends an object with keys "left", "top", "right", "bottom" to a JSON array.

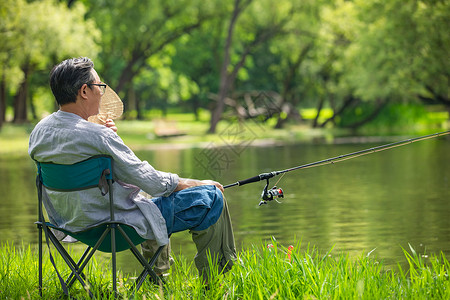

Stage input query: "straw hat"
[{"left": 88, "top": 85, "right": 123, "bottom": 125}]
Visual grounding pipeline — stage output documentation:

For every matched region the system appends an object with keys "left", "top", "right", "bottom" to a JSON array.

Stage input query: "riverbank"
[
  {"left": 1, "top": 114, "right": 448, "bottom": 156},
  {"left": 1, "top": 241, "right": 449, "bottom": 299},
  {"left": 0, "top": 119, "right": 321, "bottom": 156}
]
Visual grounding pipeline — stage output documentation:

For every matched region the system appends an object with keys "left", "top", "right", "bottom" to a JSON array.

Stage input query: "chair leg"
[
  {"left": 38, "top": 225, "right": 43, "bottom": 297},
  {"left": 117, "top": 227, "right": 161, "bottom": 276},
  {"left": 66, "top": 246, "right": 92, "bottom": 288},
  {"left": 111, "top": 225, "right": 117, "bottom": 297},
  {"left": 115, "top": 226, "right": 164, "bottom": 295},
  {"left": 65, "top": 228, "right": 111, "bottom": 296},
  {"left": 46, "top": 230, "right": 95, "bottom": 298},
  {"left": 133, "top": 245, "right": 165, "bottom": 292},
  {"left": 45, "top": 234, "right": 89, "bottom": 289}
]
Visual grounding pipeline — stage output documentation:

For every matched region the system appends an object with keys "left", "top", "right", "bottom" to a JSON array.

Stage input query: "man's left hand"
[{"left": 105, "top": 119, "right": 118, "bottom": 133}]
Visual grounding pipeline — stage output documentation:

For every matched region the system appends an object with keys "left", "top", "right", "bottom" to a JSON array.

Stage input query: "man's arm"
[
  {"left": 174, "top": 178, "right": 224, "bottom": 193},
  {"left": 103, "top": 119, "right": 224, "bottom": 194}
]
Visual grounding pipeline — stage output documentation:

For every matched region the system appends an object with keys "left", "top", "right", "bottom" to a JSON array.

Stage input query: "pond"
[{"left": 1, "top": 135, "right": 449, "bottom": 274}]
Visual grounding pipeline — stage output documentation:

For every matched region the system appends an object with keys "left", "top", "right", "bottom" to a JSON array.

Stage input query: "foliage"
[
  {"left": 208, "top": 0, "right": 312, "bottom": 132},
  {"left": 1, "top": 240, "right": 449, "bottom": 299},
  {"left": 337, "top": 102, "right": 449, "bottom": 135},
  {"left": 133, "top": 53, "right": 201, "bottom": 115},
  {"left": 288, "top": 0, "right": 449, "bottom": 129},
  {"left": 346, "top": 0, "right": 449, "bottom": 105},
  {"left": 0, "top": 0, "right": 99, "bottom": 123},
  {"left": 82, "top": 0, "right": 223, "bottom": 112},
  {"left": 1, "top": 0, "right": 449, "bottom": 131}
]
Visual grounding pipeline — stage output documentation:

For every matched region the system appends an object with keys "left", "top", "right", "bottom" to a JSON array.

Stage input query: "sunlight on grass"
[{"left": 0, "top": 124, "right": 33, "bottom": 156}]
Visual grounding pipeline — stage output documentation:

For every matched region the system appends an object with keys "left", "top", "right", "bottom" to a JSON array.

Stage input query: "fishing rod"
[{"left": 223, "top": 130, "right": 450, "bottom": 206}]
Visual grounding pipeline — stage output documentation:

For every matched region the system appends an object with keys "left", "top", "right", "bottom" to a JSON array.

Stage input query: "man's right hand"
[{"left": 174, "top": 178, "right": 224, "bottom": 193}]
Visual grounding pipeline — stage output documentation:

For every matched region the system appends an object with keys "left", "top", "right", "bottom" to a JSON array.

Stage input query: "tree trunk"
[
  {"left": 319, "top": 96, "right": 356, "bottom": 128},
  {"left": 192, "top": 96, "right": 200, "bottom": 121},
  {"left": 0, "top": 72, "right": 6, "bottom": 128},
  {"left": 13, "top": 64, "right": 30, "bottom": 124},
  {"left": 312, "top": 97, "right": 325, "bottom": 128},
  {"left": 128, "top": 87, "right": 142, "bottom": 120},
  {"left": 66, "top": 0, "right": 77, "bottom": 8},
  {"left": 276, "top": 44, "right": 312, "bottom": 129},
  {"left": 418, "top": 85, "right": 450, "bottom": 111},
  {"left": 208, "top": 0, "right": 293, "bottom": 133},
  {"left": 115, "top": 52, "right": 142, "bottom": 95},
  {"left": 13, "top": 82, "right": 28, "bottom": 123},
  {"left": 208, "top": 0, "right": 245, "bottom": 134},
  {"left": 274, "top": 105, "right": 288, "bottom": 129},
  {"left": 29, "top": 91, "right": 37, "bottom": 120}
]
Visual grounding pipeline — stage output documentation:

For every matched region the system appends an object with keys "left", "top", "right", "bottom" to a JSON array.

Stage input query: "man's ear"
[{"left": 79, "top": 84, "right": 89, "bottom": 100}]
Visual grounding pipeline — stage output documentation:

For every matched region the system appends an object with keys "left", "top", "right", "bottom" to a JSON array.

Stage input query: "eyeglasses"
[{"left": 87, "top": 83, "right": 107, "bottom": 95}]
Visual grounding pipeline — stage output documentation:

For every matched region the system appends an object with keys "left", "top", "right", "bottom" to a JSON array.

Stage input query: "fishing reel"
[{"left": 259, "top": 179, "right": 284, "bottom": 206}]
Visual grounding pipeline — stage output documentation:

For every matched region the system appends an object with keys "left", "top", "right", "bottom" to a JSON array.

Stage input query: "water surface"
[{"left": 1, "top": 137, "right": 448, "bottom": 273}]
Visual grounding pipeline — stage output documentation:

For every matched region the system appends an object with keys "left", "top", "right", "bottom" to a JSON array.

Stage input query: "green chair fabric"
[
  {"left": 38, "top": 155, "right": 113, "bottom": 191},
  {"left": 45, "top": 222, "right": 146, "bottom": 253}
]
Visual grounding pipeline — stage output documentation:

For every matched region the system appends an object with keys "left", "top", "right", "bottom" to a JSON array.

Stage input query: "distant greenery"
[
  {"left": 0, "top": 122, "right": 34, "bottom": 156},
  {"left": 1, "top": 0, "right": 448, "bottom": 132},
  {"left": 335, "top": 102, "right": 449, "bottom": 135},
  {"left": 0, "top": 107, "right": 447, "bottom": 156},
  {"left": 1, "top": 240, "right": 449, "bottom": 299}
]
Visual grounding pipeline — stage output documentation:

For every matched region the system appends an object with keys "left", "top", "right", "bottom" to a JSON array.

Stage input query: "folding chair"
[{"left": 34, "top": 155, "right": 165, "bottom": 298}]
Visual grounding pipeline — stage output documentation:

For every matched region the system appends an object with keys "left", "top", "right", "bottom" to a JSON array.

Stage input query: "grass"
[
  {"left": 1, "top": 240, "right": 449, "bottom": 299},
  {"left": 0, "top": 123, "right": 35, "bottom": 156}
]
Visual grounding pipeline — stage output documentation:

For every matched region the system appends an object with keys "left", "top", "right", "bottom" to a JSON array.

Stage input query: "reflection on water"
[{"left": 0, "top": 138, "right": 449, "bottom": 273}]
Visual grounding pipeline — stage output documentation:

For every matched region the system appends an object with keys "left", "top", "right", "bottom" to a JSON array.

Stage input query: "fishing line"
[
  {"left": 273, "top": 172, "right": 285, "bottom": 187},
  {"left": 223, "top": 130, "right": 450, "bottom": 206}
]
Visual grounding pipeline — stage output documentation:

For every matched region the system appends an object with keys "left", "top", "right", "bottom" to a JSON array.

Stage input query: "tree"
[
  {"left": 277, "top": 0, "right": 449, "bottom": 130},
  {"left": 0, "top": 0, "right": 22, "bottom": 127},
  {"left": 208, "top": 0, "right": 252, "bottom": 133},
  {"left": 208, "top": 0, "right": 303, "bottom": 133},
  {"left": 0, "top": 0, "right": 99, "bottom": 124},
  {"left": 244, "top": 0, "right": 326, "bottom": 128},
  {"left": 305, "top": 0, "right": 361, "bottom": 128},
  {"left": 169, "top": 17, "right": 225, "bottom": 120},
  {"left": 82, "top": 0, "right": 221, "bottom": 117},
  {"left": 133, "top": 57, "right": 201, "bottom": 118},
  {"left": 337, "top": 0, "right": 449, "bottom": 117}
]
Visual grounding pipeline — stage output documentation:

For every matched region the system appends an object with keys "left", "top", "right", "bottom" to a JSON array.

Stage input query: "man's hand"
[
  {"left": 175, "top": 178, "right": 224, "bottom": 193},
  {"left": 200, "top": 180, "right": 224, "bottom": 193},
  {"left": 104, "top": 119, "right": 118, "bottom": 133}
]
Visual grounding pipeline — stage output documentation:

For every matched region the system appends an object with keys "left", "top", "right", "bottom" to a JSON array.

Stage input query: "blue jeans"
[{"left": 151, "top": 185, "right": 223, "bottom": 234}]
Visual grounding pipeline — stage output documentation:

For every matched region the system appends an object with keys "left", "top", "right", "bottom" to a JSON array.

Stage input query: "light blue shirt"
[{"left": 29, "top": 111, "right": 179, "bottom": 246}]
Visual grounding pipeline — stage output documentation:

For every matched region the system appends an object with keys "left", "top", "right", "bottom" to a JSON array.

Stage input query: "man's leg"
[
  {"left": 190, "top": 196, "right": 237, "bottom": 282},
  {"left": 141, "top": 239, "right": 174, "bottom": 275}
]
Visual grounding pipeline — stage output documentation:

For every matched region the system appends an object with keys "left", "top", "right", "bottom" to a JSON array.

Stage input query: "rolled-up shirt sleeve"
[{"left": 101, "top": 130, "right": 179, "bottom": 197}]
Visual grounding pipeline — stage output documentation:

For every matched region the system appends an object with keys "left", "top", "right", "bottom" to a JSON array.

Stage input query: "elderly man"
[{"left": 29, "top": 57, "right": 236, "bottom": 282}]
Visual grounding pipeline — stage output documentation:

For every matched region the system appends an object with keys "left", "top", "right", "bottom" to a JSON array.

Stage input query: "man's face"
[{"left": 85, "top": 69, "right": 103, "bottom": 117}]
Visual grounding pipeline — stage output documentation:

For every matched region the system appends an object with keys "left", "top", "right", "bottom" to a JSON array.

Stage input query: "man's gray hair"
[{"left": 50, "top": 57, "right": 95, "bottom": 105}]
